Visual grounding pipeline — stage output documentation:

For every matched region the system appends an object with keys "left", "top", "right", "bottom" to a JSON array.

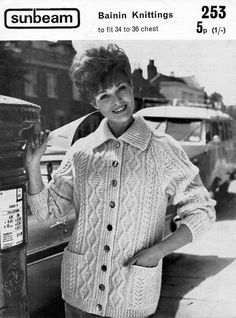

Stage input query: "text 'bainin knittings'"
[{"left": 98, "top": 11, "right": 173, "bottom": 20}]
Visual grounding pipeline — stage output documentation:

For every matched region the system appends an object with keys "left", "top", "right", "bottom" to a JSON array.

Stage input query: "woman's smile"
[{"left": 112, "top": 104, "right": 127, "bottom": 114}]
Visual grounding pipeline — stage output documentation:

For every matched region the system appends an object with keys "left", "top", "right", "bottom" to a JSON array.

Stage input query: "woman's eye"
[
  {"left": 100, "top": 94, "right": 109, "bottom": 100},
  {"left": 118, "top": 85, "right": 127, "bottom": 91}
]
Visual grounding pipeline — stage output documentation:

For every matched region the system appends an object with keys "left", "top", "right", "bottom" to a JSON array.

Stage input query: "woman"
[{"left": 25, "top": 43, "right": 215, "bottom": 318}]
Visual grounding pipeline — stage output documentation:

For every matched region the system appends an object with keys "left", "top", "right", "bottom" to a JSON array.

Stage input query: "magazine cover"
[{"left": 0, "top": 0, "right": 236, "bottom": 317}]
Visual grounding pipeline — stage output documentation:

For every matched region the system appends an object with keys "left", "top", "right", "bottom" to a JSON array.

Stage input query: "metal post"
[{"left": 0, "top": 95, "right": 40, "bottom": 318}]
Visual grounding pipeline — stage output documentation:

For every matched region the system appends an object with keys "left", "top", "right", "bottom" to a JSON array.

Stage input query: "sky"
[
  {"left": 116, "top": 40, "right": 236, "bottom": 106},
  {"left": 74, "top": 40, "right": 236, "bottom": 106}
]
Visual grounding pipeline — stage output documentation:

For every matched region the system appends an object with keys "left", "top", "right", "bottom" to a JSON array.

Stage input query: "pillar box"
[{"left": 0, "top": 95, "right": 41, "bottom": 317}]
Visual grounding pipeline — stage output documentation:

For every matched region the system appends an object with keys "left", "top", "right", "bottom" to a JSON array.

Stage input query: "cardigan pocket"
[
  {"left": 61, "top": 247, "right": 88, "bottom": 301},
  {"left": 121, "top": 261, "right": 162, "bottom": 310}
]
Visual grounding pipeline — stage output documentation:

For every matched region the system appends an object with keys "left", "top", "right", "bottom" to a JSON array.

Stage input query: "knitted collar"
[{"left": 92, "top": 116, "right": 152, "bottom": 151}]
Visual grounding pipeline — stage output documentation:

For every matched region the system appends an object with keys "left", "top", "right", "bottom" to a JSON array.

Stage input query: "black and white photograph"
[{"left": 0, "top": 2, "right": 236, "bottom": 318}]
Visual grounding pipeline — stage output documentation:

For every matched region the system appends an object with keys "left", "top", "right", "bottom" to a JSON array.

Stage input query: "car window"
[
  {"left": 166, "top": 119, "right": 202, "bottom": 142},
  {"left": 144, "top": 117, "right": 202, "bottom": 142}
]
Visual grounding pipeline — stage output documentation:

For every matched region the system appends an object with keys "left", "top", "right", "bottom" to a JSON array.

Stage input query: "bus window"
[
  {"left": 166, "top": 119, "right": 202, "bottom": 142},
  {"left": 212, "top": 121, "right": 219, "bottom": 137},
  {"left": 224, "top": 121, "right": 230, "bottom": 140},
  {"left": 205, "top": 122, "right": 212, "bottom": 143},
  {"left": 227, "top": 121, "right": 233, "bottom": 139},
  {"left": 219, "top": 121, "right": 226, "bottom": 141}
]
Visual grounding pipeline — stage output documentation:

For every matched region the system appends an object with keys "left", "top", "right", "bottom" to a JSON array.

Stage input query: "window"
[
  {"left": 144, "top": 117, "right": 202, "bottom": 142},
  {"left": 24, "top": 69, "right": 37, "bottom": 97},
  {"left": 227, "top": 121, "right": 233, "bottom": 139},
  {"left": 55, "top": 110, "right": 66, "bottom": 128},
  {"left": 166, "top": 119, "right": 202, "bottom": 142},
  {"left": 212, "top": 122, "right": 219, "bottom": 136},
  {"left": 47, "top": 72, "right": 58, "bottom": 98},
  {"left": 222, "top": 120, "right": 233, "bottom": 140},
  {"left": 205, "top": 122, "right": 212, "bottom": 143}
]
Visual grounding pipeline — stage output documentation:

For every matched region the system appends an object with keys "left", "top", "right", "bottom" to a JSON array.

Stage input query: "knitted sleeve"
[
  {"left": 162, "top": 134, "right": 216, "bottom": 240},
  {"left": 27, "top": 148, "right": 74, "bottom": 221}
]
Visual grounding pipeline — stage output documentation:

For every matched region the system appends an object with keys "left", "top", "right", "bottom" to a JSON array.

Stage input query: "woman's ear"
[
  {"left": 91, "top": 99, "right": 99, "bottom": 110},
  {"left": 130, "top": 80, "right": 134, "bottom": 89}
]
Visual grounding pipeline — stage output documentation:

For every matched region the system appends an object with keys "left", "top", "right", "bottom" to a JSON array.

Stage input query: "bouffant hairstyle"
[{"left": 70, "top": 44, "right": 132, "bottom": 105}]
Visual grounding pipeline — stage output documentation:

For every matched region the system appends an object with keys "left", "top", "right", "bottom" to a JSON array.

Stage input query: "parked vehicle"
[{"left": 136, "top": 105, "right": 236, "bottom": 197}]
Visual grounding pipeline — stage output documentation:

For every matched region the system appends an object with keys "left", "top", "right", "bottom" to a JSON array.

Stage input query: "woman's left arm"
[
  {"left": 125, "top": 223, "right": 192, "bottom": 267},
  {"left": 126, "top": 135, "right": 216, "bottom": 268},
  {"left": 126, "top": 175, "right": 215, "bottom": 268}
]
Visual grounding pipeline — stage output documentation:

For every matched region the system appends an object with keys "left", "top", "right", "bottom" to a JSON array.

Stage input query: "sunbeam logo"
[{"left": 4, "top": 8, "right": 80, "bottom": 29}]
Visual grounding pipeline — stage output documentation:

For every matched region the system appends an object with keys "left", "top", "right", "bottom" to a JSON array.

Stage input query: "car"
[{"left": 136, "top": 104, "right": 236, "bottom": 197}]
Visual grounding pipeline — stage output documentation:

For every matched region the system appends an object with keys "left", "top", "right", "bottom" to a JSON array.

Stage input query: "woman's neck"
[{"left": 108, "top": 116, "right": 135, "bottom": 138}]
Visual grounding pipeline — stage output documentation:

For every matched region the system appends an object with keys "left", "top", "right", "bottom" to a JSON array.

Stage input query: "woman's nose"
[{"left": 112, "top": 93, "right": 121, "bottom": 106}]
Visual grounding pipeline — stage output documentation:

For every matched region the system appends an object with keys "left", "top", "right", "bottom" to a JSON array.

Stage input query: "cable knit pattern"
[{"left": 27, "top": 116, "right": 216, "bottom": 318}]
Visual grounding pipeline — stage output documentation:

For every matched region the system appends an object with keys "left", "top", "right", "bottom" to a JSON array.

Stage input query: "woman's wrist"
[
  {"left": 153, "top": 241, "right": 168, "bottom": 259},
  {"left": 154, "top": 224, "right": 193, "bottom": 258},
  {"left": 25, "top": 161, "right": 41, "bottom": 174}
]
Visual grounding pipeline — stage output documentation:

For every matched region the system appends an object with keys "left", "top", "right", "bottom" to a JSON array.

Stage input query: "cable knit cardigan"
[{"left": 27, "top": 116, "right": 216, "bottom": 318}]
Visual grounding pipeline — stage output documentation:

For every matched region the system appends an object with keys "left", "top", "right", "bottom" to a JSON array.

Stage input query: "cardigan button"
[
  {"left": 112, "top": 160, "right": 118, "bottom": 167},
  {"left": 96, "top": 304, "right": 102, "bottom": 311},
  {"left": 115, "top": 142, "right": 120, "bottom": 148},
  {"left": 109, "top": 201, "right": 115, "bottom": 208},
  {"left": 107, "top": 224, "right": 113, "bottom": 231},
  {"left": 99, "top": 284, "right": 105, "bottom": 291},
  {"left": 104, "top": 245, "right": 110, "bottom": 252},
  {"left": 101, "top": 265, "right": 107, "bottom": 272},
  {"left": 111, "top": 179, "right": 117, "bottom": 187}
]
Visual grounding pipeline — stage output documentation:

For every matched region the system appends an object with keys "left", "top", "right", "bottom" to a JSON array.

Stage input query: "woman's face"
[{"left": 94, "top": 81, "right": 135, "bottom": 128}]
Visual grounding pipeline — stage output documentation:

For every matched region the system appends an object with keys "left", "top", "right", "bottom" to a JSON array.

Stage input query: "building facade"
[
  {"left": 1, "top": 41, "right": 94, "bottom": 130},
  {"left": 1, "top": 42, "right": 218, "bottom": 132},
  {"left": 147, "top": 60, "right": 206, "bottom": 104}
]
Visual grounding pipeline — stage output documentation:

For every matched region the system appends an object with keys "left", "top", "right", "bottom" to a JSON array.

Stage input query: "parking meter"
[{"left": 0, "top": 95, "right": 40, "bottom": 317}]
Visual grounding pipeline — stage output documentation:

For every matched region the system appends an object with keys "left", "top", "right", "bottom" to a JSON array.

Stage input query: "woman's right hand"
[{"left": 25, "top": 130, "right": 50, "bottom": 171}]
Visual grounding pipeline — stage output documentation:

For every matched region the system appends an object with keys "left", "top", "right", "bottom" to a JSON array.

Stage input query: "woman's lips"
[{"left": 112, "top": 104, "right": 127, "bottom": 113}]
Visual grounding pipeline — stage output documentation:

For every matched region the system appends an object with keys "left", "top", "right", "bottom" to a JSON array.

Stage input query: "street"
[{"left": 32, "top": 192, "right": 236, "bottom": 318}]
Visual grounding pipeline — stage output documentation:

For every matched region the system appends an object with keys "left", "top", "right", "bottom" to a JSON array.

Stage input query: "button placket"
[{"left": 96, "top": 141, "right": 122, "bottom": 314}]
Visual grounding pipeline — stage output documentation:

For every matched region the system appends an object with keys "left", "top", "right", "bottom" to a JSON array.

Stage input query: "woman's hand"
[
  {"left": 125, "top": 224, "right": 193, "bottom": 268},
  {"left": 124, "top": 245, "right": 164, "bottom": 268},
  {"left": 25, "top": 130, "right": 50, "bottom": 170}
]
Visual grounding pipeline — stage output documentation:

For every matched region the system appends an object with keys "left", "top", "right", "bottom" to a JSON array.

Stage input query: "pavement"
[{"left": 153, "top": 195, "right": 236, "bottom": 318}]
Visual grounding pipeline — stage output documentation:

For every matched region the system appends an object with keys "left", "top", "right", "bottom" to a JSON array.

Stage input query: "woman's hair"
[{"left": 70, "top": 43, "right": 132, "bottom": 105}]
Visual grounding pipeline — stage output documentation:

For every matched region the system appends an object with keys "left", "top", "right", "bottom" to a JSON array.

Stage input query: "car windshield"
[{"left": 144, "top": 117, "right": 202, "bottom": 142}]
